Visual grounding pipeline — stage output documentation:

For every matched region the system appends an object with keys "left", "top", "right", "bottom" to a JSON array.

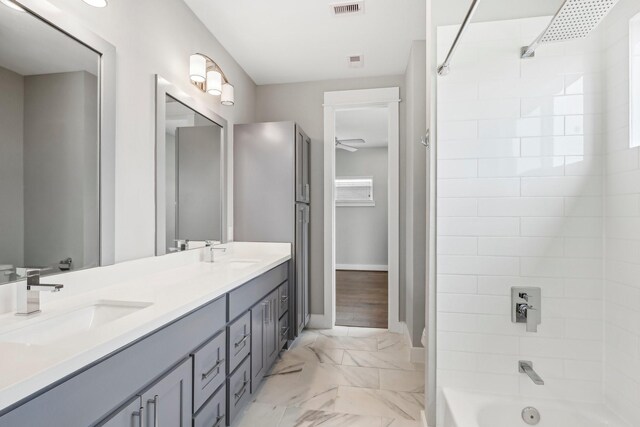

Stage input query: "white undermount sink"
[
  {"left": 0, "top": 300, "right": 152, "bottom": 346},
  {"left": 225, "top": 259, "right": 260, "bottom": 269}
]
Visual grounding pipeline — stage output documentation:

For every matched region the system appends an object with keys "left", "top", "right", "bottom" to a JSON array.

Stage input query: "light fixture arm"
[{"left": 195, "top": 52, "right": 230, "bottom": 84}]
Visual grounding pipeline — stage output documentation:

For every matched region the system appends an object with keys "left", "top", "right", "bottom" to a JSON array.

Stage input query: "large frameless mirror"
[
  {"left": 0, "top": 0, "right": 115, "bottom": 285},
  {"left": 155, "top": 77, "right": 227, "bottom": 255}
]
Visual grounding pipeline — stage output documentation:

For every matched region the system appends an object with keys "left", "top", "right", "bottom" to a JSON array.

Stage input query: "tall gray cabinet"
[{"left": 234, "top": 121, "right": 310, "bottom": 337}]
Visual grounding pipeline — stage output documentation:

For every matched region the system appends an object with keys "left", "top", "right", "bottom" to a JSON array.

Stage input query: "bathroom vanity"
[{"left": 0, "top": 242, "right": 291, "bottom": 427}]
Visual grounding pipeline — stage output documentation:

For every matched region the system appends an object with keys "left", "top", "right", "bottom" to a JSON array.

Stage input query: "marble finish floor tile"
[
  {"left": 313, "top": 335, "right": 378, "bottom": 351},
  {"left": 347, "top": 327, "right": 391, "bottom": 338},
  {"left": 300, "top": 362, "right": 379, "bottom": 388},
  {"left": 233, "top": 402, "right": 286, "bottom": 427},
  {"left": 279, "top": 344, "right": 345, "bottom": 365},
  {"left": 308, "top": 326, "right": 350, "bottom": 337},
  {"left": 279, "top": 407, "right": 385, "bottom": 427},
  {"left": 381, "top": 418, "right": 424, "bottom": 427},
  {"left": 334, "top": 386, "right": 424, "bottom": 421},
  {"left": 342, "top": 349, "right": 424, "bottom": 371},
  {"left": 253, "top": 379, "right": 338, "bottom": 412},
  {"left": 379, "top": 369, "right": 425, "bottom": 393},
  {"left": 377, "top": 333, "right": 411, "bottom": 352}
]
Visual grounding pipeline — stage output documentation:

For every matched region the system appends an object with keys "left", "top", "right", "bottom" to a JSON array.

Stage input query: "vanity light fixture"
[
  {"left": 82, "top": 0, "right": 108, "bottom": 7},
  {"left": 189, "top": 53, "right": 235, "bottom": 106},
  {"left": 0, "top": 0, "right": 26, "bottom": 12}
]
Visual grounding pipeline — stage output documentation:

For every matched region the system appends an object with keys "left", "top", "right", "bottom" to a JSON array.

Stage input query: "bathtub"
[{"left": 442, "top": 388, "right": 631, "bottom": 427}]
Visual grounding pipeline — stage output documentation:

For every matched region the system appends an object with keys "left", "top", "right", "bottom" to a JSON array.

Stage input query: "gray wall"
[
  {"left": 23, "top": 71, "right": 99, "bottom": 269},
  {"left": 176, "top": 125, "right": 222, "bottom": 241},
  {"left": 255, "top": 75, "right": 405, "bottom": 316},
  {"left": 46, "top": 0, "right": 258, "bottom": 263},
  {"left": 0, "top": 66, "right": 24, "bottom": 269},
  {"left": 404, "top": 41, "right": 427, "bottom": 346},
  {"left": 336, "top": 147, "right": 388, "bottom": 267}
]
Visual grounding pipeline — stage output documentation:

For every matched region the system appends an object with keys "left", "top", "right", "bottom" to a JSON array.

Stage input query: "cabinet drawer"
[
  {"left": 227, "top": 356, "right": 251, "bottom": 426},
  {"left": 227, "top": 311, "right": 251, "bottom": 373},
  {"left": 279, "top": 314, "right": 289, "bottom": 350},
  {"left": 228, "top": 262, "right": 288, "bottom": 320},
  {"left": 193, "top": 384, "right": 225, "bottom": 427},
  {"left": 278, "top": 281, "right": 289, "bottom": 319},
  {"left": 192, "top": 330, "right": 226, "bottom": 412}
]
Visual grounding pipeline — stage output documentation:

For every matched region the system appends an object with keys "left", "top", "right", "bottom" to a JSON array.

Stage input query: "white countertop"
[{"left": 0, "top": 241, "right": 291, "bottom": 412}]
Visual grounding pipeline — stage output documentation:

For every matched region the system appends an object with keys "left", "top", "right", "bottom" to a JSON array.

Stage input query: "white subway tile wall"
[
  {"left": 436, "top": 3, "right": 640, "bottom": 425},
  {"left": 603, "top": 1, "right": 640, "bottom": 425},
  {"left": 435, "top": 15, "right": 608, "bottom": 426}
]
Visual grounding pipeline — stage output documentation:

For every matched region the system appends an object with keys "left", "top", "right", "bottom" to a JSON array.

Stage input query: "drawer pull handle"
[
  {"left": 213, "top": 414, "right": 225, "bottom": 427},
  {"left": 281, "top": 326, "right": 290, "bottom": 339},
  {"left": 132, "top": 408, "right": 142, "bottom": 427},
  {"left": 234, "top": 333, "right": 250, "bottom": 354},
  {"left": 234, "top": 379, "right": 249, "bottom": 403},
  {"left": 147, "top": 395, "right": 158, "bottom": 427},
  {"left": 280, "top": 295, "right": 288, "bottom": 303},
  {"left": 202, "top": 358, "right": 225, "bottom": 380}
]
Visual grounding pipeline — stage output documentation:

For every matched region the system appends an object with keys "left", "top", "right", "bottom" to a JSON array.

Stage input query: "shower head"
[{"left": 521, "top": 0, "right": 619, "bottom": 58}]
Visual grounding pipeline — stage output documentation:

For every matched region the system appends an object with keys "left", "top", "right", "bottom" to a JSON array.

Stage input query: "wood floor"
[{"left": 335, "top": 270, "right": 388, "bottom": 328}]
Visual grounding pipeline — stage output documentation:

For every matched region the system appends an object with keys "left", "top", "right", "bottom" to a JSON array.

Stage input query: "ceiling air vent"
[
  {"left": 348, "top": 54, "right": 364, "bottom": 68},
  {"left": 331, "top": 1, "right": 364, "bottom": 16}
]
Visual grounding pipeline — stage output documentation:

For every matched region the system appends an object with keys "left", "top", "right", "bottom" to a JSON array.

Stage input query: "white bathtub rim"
[{"left": 442, "top": 388, "right": 632, "bottom": 427}]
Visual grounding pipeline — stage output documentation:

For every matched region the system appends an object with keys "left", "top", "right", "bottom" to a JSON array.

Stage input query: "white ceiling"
[
  {"left": 336, "top": 107, "right": 388, "bottom": 149},
  {"left": 433, "top": 0, "right": 563, "bottom": 26},
  {"left": 183, "top": 0, "right": 426, "bottom": 85},
  {"left": 0, "top": 5, "right": 98, "bottom": 76}
]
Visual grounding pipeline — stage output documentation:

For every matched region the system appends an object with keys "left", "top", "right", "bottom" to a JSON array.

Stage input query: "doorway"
[
  {"left": 334, "top": 107, "right": 390, "bottom": 328},
  {"left": 322, "top": 87, "right": 401, "bottom": 333}
]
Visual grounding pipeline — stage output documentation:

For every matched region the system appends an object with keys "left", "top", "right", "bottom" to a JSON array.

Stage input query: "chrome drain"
[{"left": 522, "top": 407, "right": 540, "bottom": 425}]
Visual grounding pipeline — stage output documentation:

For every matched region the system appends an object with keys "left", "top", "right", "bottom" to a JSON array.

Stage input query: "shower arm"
[
  {"left": 520, "top": 3, "right": 565, "bottom": 59},
  {"left": 437, "top": 0, "right": 481, "bottom": 76}
]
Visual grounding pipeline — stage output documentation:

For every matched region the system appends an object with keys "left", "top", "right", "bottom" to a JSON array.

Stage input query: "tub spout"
[{"left": 519, "top": 360, "right": 544, "bottom": 385}]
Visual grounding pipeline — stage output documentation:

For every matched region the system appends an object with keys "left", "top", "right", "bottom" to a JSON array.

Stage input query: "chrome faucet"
[
  {"left": 512, "top": 287, "right": 541, "bottom": 332},
  {"left": 16, "top": 270, "right": 64, "bottom": 316},
  {"left": 204, "top": 245, "right": 227, "bottom": 263},
  {"left": 519, "top": 360, "right": 544, "bottom": 385}
]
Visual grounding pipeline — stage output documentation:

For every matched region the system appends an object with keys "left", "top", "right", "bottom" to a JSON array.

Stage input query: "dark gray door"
[
  {"left": 141, "top": 359, "right": 192, "bottom": 427},
  {"left": 98, "top": 396, "right": 142, "bottom": 427},
  {"left": 265, "top": 289, "right": 279, "bottom": 367},
  {"left": 303, "top": 136, "right": 310, "bottom": 203},
  {"left": 295, "top": 128, "right": 305, "bottom": 203},
  {"left": 295, "top": 204, "right": 304, "bottom": 334},
  {"left": 250, "top": 301, "right": 267, "bottom": 392},
  {"left": 302, "top": 204, "right": 310, "bottom": 326}
]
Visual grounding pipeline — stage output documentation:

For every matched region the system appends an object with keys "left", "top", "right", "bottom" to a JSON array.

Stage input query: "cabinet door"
[
  {"left": 141, "top": 358, "right": 192, "bottom": 427},
  {"left": 265, "top": 290, "right": 279, "bottom": 367},
  {"left": 98, "top": 396, "right": 142, "bottom": 427},
  {"left": 296, "top": 205, "right": 304, "bottom": 334},
  {"left": 295, "top": 128, "right": 305, "bottom": 203},
  {"left": 302, "top": 136, "right": 310, "bottom": 203},
  {"left": 250, "top": 300, "right": 268, "bottom": 393},
  {"left": 303, "top": 204, "right": 310, "bottom": 326}
]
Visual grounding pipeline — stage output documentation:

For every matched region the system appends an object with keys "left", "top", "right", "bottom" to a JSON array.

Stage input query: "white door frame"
[{"left": 320, "top": 87, "right": 402, "bottom": 333}]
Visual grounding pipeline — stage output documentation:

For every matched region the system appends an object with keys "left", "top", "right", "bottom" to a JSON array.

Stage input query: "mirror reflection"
[
  {"left": 164, "top": 95, "right": 223, "bottom": 253},
  {"left": 0, "top": 4, "right": 100, "bottom": 284}
]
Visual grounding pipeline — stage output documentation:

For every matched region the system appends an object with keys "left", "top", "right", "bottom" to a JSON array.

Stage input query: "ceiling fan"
[{"left": 335, "top": 138, "right": 365, "bottom": 152}]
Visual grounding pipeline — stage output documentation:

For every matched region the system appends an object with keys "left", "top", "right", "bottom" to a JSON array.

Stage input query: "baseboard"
[
  {"left": 335, "top": 264, "right": 388, "bottom": 271},
  {"left": 402, "top": 321, "right": 426, "bottom": 364},
  {"left": 308, "top": 314, "right": 332, "bottom": 329}
]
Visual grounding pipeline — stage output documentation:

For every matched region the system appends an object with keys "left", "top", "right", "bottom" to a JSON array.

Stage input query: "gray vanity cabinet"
[
  {"left": 249, "top": 288, "right": 280, "bottom": 392},
  {"left": 250, "top": 300, "right": 267, "bottom": 391},
  {"left": 0, "top": 261, "right": 291, "bottom": 427},
  {"left": 141, "top": 358, "right": 192, "bottom": 427},
  {"left": 99, "top": 396, "right": 142, "bottom": 427},
  {"left": 265, "top": 289, "right": 280, "bottom": 367}
]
